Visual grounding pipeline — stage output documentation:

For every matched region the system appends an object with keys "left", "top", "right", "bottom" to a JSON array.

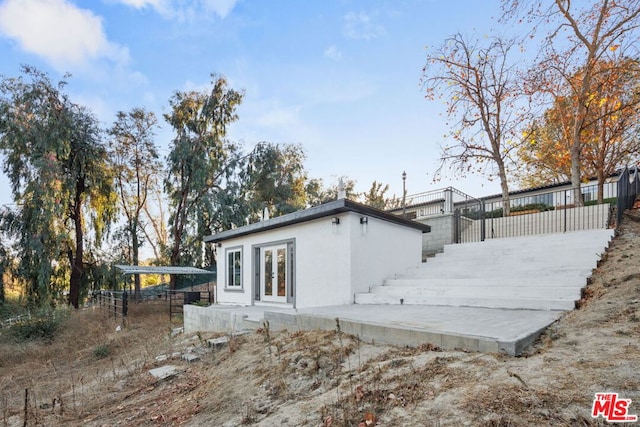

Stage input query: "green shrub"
[
  {"left": 6, "top": 308, "right": 68, "bottom": 342},
  {"left": 93, "top": 344, "right": 110, "bottom": 359},
  {"left": 584, "top": 197, "right": 617, "bottom": 206},
  {"left": 461, "top": 203, "right": 554, "bottom": 219}
]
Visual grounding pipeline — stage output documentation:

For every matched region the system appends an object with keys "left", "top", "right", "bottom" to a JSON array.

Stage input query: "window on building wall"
[
  {"left": 582, "top": 186, "right": 597, "bottom": 203},
  {"left": 226, "top": 248, "right": 242, "bottom": 288}
]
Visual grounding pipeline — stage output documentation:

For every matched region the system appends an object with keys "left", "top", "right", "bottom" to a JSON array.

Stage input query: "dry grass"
[
  {"left": 0, "top": 303, "right": 173, "bottom": 426},
  {"left": 2, "top": 214, "right": 640, "bottom": 426}
]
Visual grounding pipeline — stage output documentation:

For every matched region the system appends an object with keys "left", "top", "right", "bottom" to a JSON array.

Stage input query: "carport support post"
[{"left": 122, "top": 291, "right": 128, "bottom": 317}]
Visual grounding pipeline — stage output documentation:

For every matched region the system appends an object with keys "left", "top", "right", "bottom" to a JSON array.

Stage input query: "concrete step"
[
  {"left": 428, "top": 251, "right": 601, "bottom": 264},
  {"left": 397, "top": 267, "right": 594, "bottom": 280},
  {"left": 440, "top": 237, "right": 610, "bottom": 250},
  {"left": 432, "top": 250, "right": 606, "bottom": 265},
  {"left": 355, "top": 229, "right": 611, "bottom": 314},
  {"left": 441, "top": 229, "right": 614, "bottom": 253},
  {"left": 367, "top": 284, "right": 582, "bottom": 300},
  {"left": 383, "top": 277, "right": 587, "bottom": 288},
  {"left": 436, "top": 242, "right": 608, "bottom": 257},
  {"left": 353, "top": 293, "right": 575, "bottom": 311}
]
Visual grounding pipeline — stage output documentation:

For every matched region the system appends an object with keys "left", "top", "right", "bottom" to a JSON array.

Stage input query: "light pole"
[{"left": 402, "top": 171, "right": 407, "bottom": 218}]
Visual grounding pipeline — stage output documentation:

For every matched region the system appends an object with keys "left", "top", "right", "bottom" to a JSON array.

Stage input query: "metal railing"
[
  {"left": 454, "top": 183, "right": 615, "bottom": 243},
  {"left": 390, "top": 187, "right": 478, "bottom": 218},
  {"left": 95, "top": 290, "right": 129, "bottom": 320}
]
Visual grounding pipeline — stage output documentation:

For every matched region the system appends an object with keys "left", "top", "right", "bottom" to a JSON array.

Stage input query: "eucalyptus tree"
[
  {"left": 305, "top": 176, "right": 358, "bottom": 206},
  {"left": 362, "top": 181, "right": 400, "bottom": 210},
  {"left": 241, "top": 142, "right": 308, "bottom": 221},
  {"left": 164, "top": 74, "right": 243, "bottom": 272},
  {"left": 109, "top": 108, "right": 161, "bottom": 300},
  {"left": 0, "top": 66, "right": 116, "bottom": 308},
  {"left": 141, "top": 185, "right": 169, "bottom": 264}
]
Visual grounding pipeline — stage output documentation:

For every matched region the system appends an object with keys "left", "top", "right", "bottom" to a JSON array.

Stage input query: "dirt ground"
[{"left": 1, "top": 213, "right": 640, "bottom": 426}]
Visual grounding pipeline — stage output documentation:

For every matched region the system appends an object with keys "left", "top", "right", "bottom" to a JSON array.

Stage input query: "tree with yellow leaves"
[
  {"left": 517, "top": 58, "right": 640, "bottom": 201},
  {"left": 504, "top": 0, "right": 640, "bottom": 205}
]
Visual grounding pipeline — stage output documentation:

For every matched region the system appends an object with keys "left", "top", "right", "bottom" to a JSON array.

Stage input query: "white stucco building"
[{"left": 204, "top": 198, "right": 430, "bottom": 309}]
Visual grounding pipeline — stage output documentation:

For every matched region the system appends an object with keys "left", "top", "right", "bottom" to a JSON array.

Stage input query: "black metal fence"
[
  {"left": 454, "top": 182, "right": 616, "bottom": 243},
  {"left": 95, "top": 290, "right": 129, "bottom": 320},
  {"left": 616, "top": 166, "right": 640, "bottom": 225},
  {"left": 93, "top": 289, "right": 213, "bottom": 321}
]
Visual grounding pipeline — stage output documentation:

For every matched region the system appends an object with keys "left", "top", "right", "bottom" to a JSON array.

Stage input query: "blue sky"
[{"left": 0, "top": 0, "right": 510, "bottom": 209}]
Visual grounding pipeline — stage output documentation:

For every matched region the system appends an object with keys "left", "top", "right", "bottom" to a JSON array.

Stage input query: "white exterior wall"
[
  {"left": 349, "top": 213, "right": 423, "bottom": 296},
  {"left": 214, "top": 212, "right": 425, "bottom": 309},
  {"left": 215, "top": 231, "right": 253, "bottom": 306},
  {"left": 294, "top": 215, "right": 352, "bottom": 307},
  {"left": 215, "top": 215, "right": 354, "bottom": 308}
]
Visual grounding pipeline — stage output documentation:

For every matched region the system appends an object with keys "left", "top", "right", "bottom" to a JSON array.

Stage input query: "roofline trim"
[{"left": 204, "top": 199, "right": 430, "bottom": 243}]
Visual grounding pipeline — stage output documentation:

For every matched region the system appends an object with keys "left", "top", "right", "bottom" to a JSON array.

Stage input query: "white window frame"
[{"left": 226, "top": 247, "right": 243, "bottom": 289}]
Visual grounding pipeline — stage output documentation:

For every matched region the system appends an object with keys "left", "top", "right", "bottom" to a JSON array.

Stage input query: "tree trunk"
[
  {"left": 132, "top": 224, "right": 142, "bottom": 302},
  {"left": 496, "top": 159, "right": 511, "bottom": 217},
  {"left": 169, "top": 222, "right": 182, "bottom": 290},
  {"left": 597, "top": 169, "right": 605, "bottom": 204},
  {"left": 68, "top": 179, "right": 84, "bottom": 309},
  {"left": 570, "top": 143, "right": 583, "bottom": 207},
  {"left": 0, "top": 266, "right": 5, "bottom": 303},
  {"left": 169, "top": 193, "right": 188, "bottom": 290}
]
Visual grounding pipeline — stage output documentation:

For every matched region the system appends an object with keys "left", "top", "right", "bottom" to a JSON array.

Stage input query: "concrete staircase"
[{"left": 355, "top": 229, "right": 615, "bottom": 311}]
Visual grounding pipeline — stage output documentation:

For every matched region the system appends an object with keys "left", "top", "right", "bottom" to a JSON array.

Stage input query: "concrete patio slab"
[{"left": 184, "top": 303, "right": 563, "bottom": 356}]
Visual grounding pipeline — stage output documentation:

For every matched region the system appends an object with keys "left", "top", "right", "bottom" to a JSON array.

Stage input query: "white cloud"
[
  {"left": 256, "top": 105, "right": 301, "bottom": 128},
  {"left": 0, "top": 0, "right": 129, "bottom": 70},
  {"left": 115, "top": 0, "right": 162, "bottom": 7},
  {"left": 113, "top": 0, "right": 238, "bottom": 20},
  {"left": 324, "top": 45, "right": 342, "bottom": 60},
  {"left": 202, "top": 0, "right": 237, "bottom": 19},
  {"left": 343, "top": 11, "right": 386, "bottom": 40}
]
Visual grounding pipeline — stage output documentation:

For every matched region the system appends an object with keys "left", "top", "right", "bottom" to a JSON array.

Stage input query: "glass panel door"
[
  {"left": 263, "top": 248, "right": 273, "bottom": 297},
  {"left": 260, "top": 244, "right": 287, "bottom": 303}
]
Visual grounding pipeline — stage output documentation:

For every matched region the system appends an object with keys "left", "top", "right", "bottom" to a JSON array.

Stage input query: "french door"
[{"left": 260, "top": 244, "right": 288, "bottom": 303}]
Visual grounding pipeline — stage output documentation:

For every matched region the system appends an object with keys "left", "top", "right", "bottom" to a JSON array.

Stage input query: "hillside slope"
[{"left": 1, "top": 212, "right": 639, "bottom": 426}]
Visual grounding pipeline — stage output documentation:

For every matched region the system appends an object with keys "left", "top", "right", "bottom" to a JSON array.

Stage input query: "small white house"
[{"left": 204, "top": 198, "right": 430, "bottom": 309}]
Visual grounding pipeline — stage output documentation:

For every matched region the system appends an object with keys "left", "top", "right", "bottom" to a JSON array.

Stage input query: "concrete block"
[
  {"left": 182, "top": 353, "right": 200, "bottom": 363},
  {"left": 149, "top": 365, "right": 179, "bottom": 380},
  {"left": 207, "top": 336, "right": 229, "bottom": 348}
]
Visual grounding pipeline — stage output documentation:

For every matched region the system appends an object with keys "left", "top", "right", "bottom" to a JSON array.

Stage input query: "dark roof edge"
[
  {"left": 480, "top": 166, "right": 638, "bottom": 201},
  {"left": 204, "top": 198, "right": 431, "bottom": 243}
]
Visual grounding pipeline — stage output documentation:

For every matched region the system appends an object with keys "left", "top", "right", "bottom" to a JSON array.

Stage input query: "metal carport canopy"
[{"left": 114, "top": 265, "right": 213, "bottom": 275}]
